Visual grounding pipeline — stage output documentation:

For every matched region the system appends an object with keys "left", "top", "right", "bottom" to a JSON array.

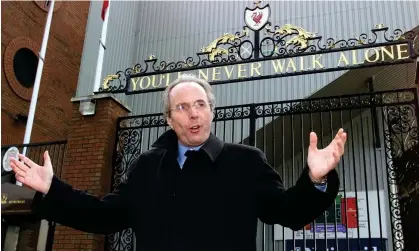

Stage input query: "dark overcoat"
[{"left": 32, "top": 129, "right": 339, "bottom": 251}]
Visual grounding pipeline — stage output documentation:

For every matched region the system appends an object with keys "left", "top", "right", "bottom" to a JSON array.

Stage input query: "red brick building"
[
  {"left": 1, "top": 1, "right": 90, "bottom": 145},
  {"left": 2, "top": 1, "right": 91, "bottom": 250}
]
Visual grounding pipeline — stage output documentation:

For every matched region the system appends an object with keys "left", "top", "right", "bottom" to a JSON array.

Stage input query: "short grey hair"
[{"left": 163, "top": 74, "right": 216, "bottom": 118}]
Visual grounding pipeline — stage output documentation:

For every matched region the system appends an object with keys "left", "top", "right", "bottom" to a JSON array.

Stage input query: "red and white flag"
[
  {"left": 101, "top": 0, "right": 109, "bottom": 20},
  {"left": 94, "top": 0, "right": 111, "bottom": 93}
]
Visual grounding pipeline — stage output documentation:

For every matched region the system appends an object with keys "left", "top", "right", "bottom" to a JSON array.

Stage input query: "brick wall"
[
  {"left": 1, "top": 1, "right": 90, "bottom": 145},
  {"left": 52, "top": 97, "right": 129, "bottom": 251}
]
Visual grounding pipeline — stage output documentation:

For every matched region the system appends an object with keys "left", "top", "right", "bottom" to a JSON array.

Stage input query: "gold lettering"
[
  {"left": 352, "top": 50, "right": 361, "bottom": 65},
  {"left": 300, "top": 56, "right": 305, "bottom": 71},
  {"left": 272, "top": 59, "right": 286, "bottom": 73},
  {"left": 9, "top": 200, "right": 25, "bottom": 204},
  {"left": 237, "top": 64, "right": 247, "bottom": 78},
  {"left": 131, "top": 77, "right": 140, "bottom": 91},
  {"left": 140, "top": 76, "right": 151, "bottom": 89},
  {"left": 250, "top": 62, "right": 262, "bottom": 76},
  {"left": 381, "top": 46, "right": 395, "bottom": 60},
  {"left": 396, "top": 44, "right": 409, "bottom": 59},
  {"left": 312, "top": 55, "right": 323, "bottom": 69},
  {"left": 198, "top": 69, "right": 209, "bottom": 81},
  {"left": 286, "top": 58, "right": 297, "bottom": 72},
  {"left": 365, "top": 48, "right": 380, "bottom": 63},
  {"left": 212, "top": 67, "right": 221, "bottom": 81},
  {"left": 224, "top": 66, "right": 235, "bottom": 79},
  {"left": 153, "top": 75, "right": 162, "bottom": 88},
  {"left": 337, "top": 52, "right": 349, "bottom": 67},
  {"left": 1, "top": 194, "right": 7, "bottom": 204},
  {"left": 165, "top": 73, "right": 171, "bottom": 86}
]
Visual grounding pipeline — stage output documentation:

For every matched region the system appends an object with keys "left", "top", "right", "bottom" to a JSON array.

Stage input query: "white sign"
[
  {"left": 275, "top": 190, "right": 388, "bottom": 240},
  {"left": 2, "top": 147, "right": 19, "bottom": 172}
]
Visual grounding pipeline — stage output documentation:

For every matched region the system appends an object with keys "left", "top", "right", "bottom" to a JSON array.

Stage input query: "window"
[
  {"left": 4, "top": 37, "right": 48, "bottom": 101},
  {"left": 13, "top": 48, "right": 38, "bottom": 88},
  {"left": 34, "top": 0, "right": 61, "bottom": 12}
]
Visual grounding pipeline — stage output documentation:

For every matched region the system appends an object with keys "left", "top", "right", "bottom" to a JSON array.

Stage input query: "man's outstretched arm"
[
  {"left": 11, "top": 151, "right": 140, "bottom": 234},
  {"left": 254, "top": 129, "right": 346, "bottom": 230}
]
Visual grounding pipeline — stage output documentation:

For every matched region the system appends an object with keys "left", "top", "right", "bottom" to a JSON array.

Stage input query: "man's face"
[{"left": 167, "top": 82, "right": 213, "bottom": 147}]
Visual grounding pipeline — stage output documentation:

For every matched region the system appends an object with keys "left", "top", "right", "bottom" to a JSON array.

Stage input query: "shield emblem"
[{"left": 244, "top": 4, "right": 270, "bottom": 31}]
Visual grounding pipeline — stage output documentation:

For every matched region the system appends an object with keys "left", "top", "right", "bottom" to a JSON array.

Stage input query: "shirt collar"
[
  {"left": 178, "top": 141, "right": 202, "bottom": 155},
  {"left": 177, "top": 141, "right": 202, "bottom": 167},
  {"left": 152, "top": 129, "right": 224, "bottom": 163}
]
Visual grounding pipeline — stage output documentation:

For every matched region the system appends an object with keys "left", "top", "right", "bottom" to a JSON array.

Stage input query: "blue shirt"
[
  {"left": 177, "top": 142, "right": 203, "bottom": 168},
  {"left": 176, "top": 141, "right": 327, "bottom": 192}
]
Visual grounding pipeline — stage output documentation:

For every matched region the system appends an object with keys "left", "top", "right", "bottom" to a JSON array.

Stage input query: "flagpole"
[
  {"left": 18, "top": 0, "right": 55, "bottom": 186},
  {"left": 93, "top": 0, "right": 110, "bottom": 93},
  {"left": 4, "top": 3, "right": 55, "bottom": 251}
]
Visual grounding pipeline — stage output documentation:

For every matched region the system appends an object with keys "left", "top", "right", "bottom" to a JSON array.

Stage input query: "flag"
[
  {"left": 101, "top": 0, "right": 109, "bottom": 20},
  {"left": 94, "top": 0, "right": 110, "bottom": 93}
]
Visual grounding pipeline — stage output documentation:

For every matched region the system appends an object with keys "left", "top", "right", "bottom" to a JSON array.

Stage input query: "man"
[{"left": 10, "top": 74, "right": 347, "bottom": 251}]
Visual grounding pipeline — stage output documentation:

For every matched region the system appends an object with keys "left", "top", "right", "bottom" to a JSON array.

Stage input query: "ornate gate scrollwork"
[{"left": 382, "top": 91, "right": 419, "bottom": 251}]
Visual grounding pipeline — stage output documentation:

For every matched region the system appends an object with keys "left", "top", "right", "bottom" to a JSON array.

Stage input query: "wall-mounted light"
[{"left": 79, "top": 99, "right": 96, "bottom": 116}]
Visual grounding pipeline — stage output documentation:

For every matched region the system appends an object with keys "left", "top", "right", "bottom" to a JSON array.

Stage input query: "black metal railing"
[
  {"left": 1, "top": 140, "right": 67, "bottom": 251},
  {"left": 1, "top": 140, "right": 67, "bottom": 181},
  {"left": 106, "top": 88, "right": 418, "bottom": 251}
]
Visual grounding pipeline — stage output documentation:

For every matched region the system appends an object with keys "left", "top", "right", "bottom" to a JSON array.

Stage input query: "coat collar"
[{"left": 152, "top": 129, "right": 224, "bottom": 163}]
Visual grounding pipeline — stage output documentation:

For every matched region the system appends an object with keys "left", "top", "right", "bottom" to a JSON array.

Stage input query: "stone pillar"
[{"left": 49, "top": 94, "right": 130, "bottom": 251}]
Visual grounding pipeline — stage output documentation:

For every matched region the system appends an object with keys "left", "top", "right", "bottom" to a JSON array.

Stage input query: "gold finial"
[
  {"left": 254, "top": 0, "right": 261, "bottom": 7},
  {"left": 148, "top": 54, "right": 155, "bottom": 60},
  {"left": 375, "top": 24, "right": 384, "bottom": 29}
]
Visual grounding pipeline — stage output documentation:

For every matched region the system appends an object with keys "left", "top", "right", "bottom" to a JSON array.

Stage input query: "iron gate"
[{"left": 106, "top": 88, "right": 418, "bottom": 251}]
